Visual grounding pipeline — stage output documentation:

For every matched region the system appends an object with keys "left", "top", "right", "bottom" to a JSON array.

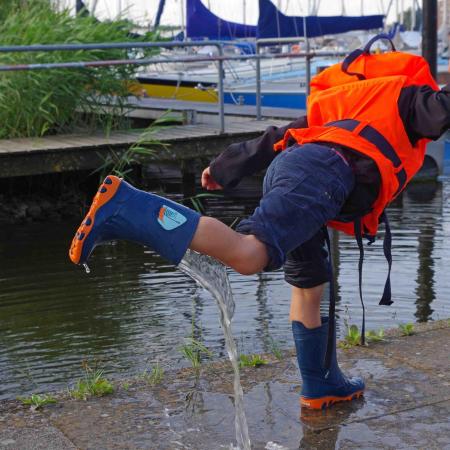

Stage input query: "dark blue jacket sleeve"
[
  {"left": 209, "top": 116, "right": 308, "bottom": 188},
  {"left": 398, "top": 83, "right": 450, "bottom": 145}
]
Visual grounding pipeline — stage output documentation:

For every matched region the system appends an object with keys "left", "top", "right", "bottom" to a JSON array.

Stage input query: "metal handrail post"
[
  {"left": 256, "top": 42, "right": 262, "bottom": 120},
  {"left": 305, "top": 39, "right": 311, "bottom": 97},
  {"left": 216, "top": 44, "right": 225, "bottom": 134}
]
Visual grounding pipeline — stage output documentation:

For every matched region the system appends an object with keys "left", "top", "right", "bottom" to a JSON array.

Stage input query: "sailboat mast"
[
  {"left": 443, "top": 0, "right": 448, "bottom": 39},
  {"left": 181, "top": 0, "right": 186, "bottom": 38},
  {"left": 243, "top": 0, "right": 246, "bottom": 24},
  {"left": 361, "top": 0, "right": 364, "bottom": 15},
  {"left": 91, "top": 0, "right": 99, "bottom": 15}
]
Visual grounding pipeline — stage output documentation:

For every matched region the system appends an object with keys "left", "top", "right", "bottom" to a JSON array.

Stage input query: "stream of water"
[{"left": 179, "top": 250, "right": 251, "bottom": 450}]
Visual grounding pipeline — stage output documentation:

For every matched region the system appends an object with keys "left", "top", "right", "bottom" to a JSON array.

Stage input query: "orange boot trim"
[
  {"left": 69, "top": 175, "right": 122, "bottom": 265},
  {"left": 300, "top": 390, "right": 364, "bottom": 410}
]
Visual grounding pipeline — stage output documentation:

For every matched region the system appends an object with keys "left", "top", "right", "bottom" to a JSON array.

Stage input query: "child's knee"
[{"left": 229, "top": 235, "right": 268, "bottom": 275}]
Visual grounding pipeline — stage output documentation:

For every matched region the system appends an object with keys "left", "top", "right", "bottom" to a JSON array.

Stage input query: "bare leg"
[
  {"left": 289, "top": 284, "right": 325, "bottom": 328},
  {"left": 189, "top": 216, "right": 269, "bottom": 275}
]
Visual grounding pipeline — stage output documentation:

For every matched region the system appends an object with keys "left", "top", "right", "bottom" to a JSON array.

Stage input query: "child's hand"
[{"left": 201, "top": 167, "right": 223, "bottom": 190}]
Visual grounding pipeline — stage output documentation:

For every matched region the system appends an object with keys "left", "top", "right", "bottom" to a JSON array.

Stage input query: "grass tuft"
[
  {"left": 340, "top": 324, "right": 386, "bottom": 348},
  {"left": 141, "top": 363, "right": 164, "bottom": 386},
  {"left": 365, "top": 328, "right": 385, "bottom": 343},
  {"left": 399, "top": 323, "right": 415, "bottom": 336},
  {"left": 339, "top": 324, "right": 362, "bottom": 349},
  {"left": 267, "top": 336, "right": 283, "bottom": 360},
  {"left": 179, "top": 338, "right": 212, "bottom": 369},
  {"left": 239, "top": 354, "right": 268, "bottom": 368},
  {"left": 121, "top": 381, "right": 131, "bottom": 391},
  {"left": 18, "top": 393, "right": 56, "bottom": 409},
  {"left": 70, "top": 361, "right": 114, "bottom": 400}
]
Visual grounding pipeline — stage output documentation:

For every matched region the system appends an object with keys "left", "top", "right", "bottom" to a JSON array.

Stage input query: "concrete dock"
[{"left": 0, "top": 319, "right": 448, "bottom": 449}]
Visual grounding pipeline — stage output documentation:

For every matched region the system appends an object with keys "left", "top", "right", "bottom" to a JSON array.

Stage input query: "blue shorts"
[{"left": 236, "top": 143, "right": 355, "bottom": 287}]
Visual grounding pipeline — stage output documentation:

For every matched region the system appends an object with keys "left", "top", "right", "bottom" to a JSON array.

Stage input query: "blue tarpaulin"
[
  {"left": 257, "top": 0, "right": 384, "bottom": 38},
  {"left": 186, "top": 0, "right": 257, "bottom": 39}
]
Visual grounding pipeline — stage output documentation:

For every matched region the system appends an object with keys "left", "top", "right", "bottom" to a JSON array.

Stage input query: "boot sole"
[
  {"left": 69, "top": 175, "right": 122, "bottom": 265},
  {"left": 300, "top": 390, "right": 364, "bottom": 410}
]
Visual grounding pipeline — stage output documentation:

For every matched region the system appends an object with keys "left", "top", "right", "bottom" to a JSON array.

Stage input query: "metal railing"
[
  {"left": 0, "top": 40, "right": 348, "bottom": 133},
  {"left": 256, "top": 37, "right": 314, "bottom": 120}
]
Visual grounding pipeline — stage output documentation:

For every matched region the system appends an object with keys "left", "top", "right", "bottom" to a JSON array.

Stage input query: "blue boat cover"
[
  {"left": 186, "top": 0, "right": 257, "bottom": 39},
  {"left": 258, "top": 0, "right": 384, "bottom": 39}
]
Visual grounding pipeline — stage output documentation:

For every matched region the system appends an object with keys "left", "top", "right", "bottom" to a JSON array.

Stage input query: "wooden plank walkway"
[{"left": 0, "top": 117, "right": 287, "bottom": 178}]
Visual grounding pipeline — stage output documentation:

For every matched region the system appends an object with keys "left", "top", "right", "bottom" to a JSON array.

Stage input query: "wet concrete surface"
[{"left": 0, "top": 320, "right": 449, "bottom": 450}]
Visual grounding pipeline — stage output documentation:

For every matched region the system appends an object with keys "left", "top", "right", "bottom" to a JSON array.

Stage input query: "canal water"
[{"left": 1, "top": 178, "right": 449, "bottom": 400}]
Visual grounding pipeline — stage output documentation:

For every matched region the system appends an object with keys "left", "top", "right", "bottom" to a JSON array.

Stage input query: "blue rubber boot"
[
  {"left": 69, "top": 175, "right": 200, "bottom": 266},
  {"left": 292, "top": 317, "right": 365, "bottom": 409}
]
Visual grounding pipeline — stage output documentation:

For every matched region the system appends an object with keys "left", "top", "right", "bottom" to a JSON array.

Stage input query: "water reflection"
[
  {"left": 255, "top": 273, "right": 274, "bottom": 353},
  {"left": 407, "top": 183, "right": 440, "bottom": 322},
  {"left": 0, "top": 181, "right": 449, "bottom": 399}
]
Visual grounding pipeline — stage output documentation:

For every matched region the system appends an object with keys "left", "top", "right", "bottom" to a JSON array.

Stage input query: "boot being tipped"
[{"left": 69, "top": 175, "right": 201, "bottom": 267}]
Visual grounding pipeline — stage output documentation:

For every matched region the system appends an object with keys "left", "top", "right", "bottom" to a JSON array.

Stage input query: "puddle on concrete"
[{"left": 27, "top": 339, "right": 448, "bottom": 449}]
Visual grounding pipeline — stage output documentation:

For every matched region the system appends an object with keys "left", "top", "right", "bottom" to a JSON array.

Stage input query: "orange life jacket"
[{"left": 274, "top": 34, "right": 439, "bottom": 237}]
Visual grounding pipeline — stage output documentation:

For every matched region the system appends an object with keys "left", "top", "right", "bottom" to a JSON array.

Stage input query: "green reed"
[
  {"left": 95, "top": 113, "right": 174, "bottom": 181},
  {"left": 0, "top": 0, "right": 159, "bottom": 139}
]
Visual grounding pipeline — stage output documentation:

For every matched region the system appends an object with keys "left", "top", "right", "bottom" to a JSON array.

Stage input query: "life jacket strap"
[
  {"left": 323, "top": 211, "right": 394, "bottom": 366},
  {"left": 341, "top": 49, "right": 365, "bottom": 80},
  {"left": 325, "top": 119, "right": 407, "bottom": 197},
  {"left": 362, "top": 33, "right": 396, "bottom": 54},
  {"left": 341, "top": 33, "right": 396, "bottom": 80},
  {"left": 379, "top": 211, "right": 394, "bottom": 306}
]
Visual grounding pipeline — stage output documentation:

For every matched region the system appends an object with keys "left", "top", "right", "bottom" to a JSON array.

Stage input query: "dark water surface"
[{"left": 1, "top": 179, "right": 449, "bottom": 399}]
